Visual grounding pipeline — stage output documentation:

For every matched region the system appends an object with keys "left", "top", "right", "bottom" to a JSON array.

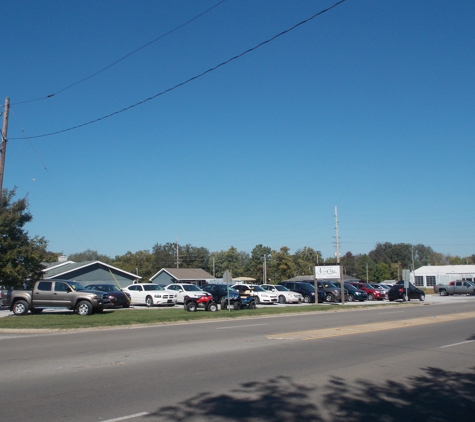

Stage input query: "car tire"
[
  {"left": 12, "top": 300, "right": 29, "bottom": 316},
  {"left": 325, "top": 293, "right": 334, "bottom": 303},
  {"left": 367, "top": 293, "right": 375, "bottom": 301},
  {"left": 145, "top": 296, "right": 153, "bottom": 307},
  {"left": 207, "top": 302, "right": 218, "bottom": 312},
  {"left": 76, "top": 301, "right": 93, "bottom": 316},
  {"left": 278, "top": 295, "right": 286, "bottom": 304},
  {"left": 303, "top": 295, "right": 311, "bottom": 304},
  {"left": 255, "top": 296, "right": 260, "bottom": 304},
  {"left": 347, "top": 295, "right": 354, "bottom": 302},
  {"left": 221, "top": 299, "right": 228, "bottom": 310},
  {"left": 233, "top": 301, "right": 241, "bottom": 311},
  {"left": 439, "top": 290, "right": 448, "bottom": 296},
  {"left": 249, "top": 301, "right": 256, "bottom": 309},
  {"left": 419, "top": 293, "right": 425, "bottom": 302},
  {"left": 186, "top": 302, "right": 197, "bottom": 312}
]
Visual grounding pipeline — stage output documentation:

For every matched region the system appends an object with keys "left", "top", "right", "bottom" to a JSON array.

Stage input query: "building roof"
[
  {"left": 43, "top": 260, "right": 141, "bottom": 280},
  {"left": 150, "top": 268, "right": 214, "bottom": 281},
  {"left": 414, "top": 265, "right": 475, "bottom": 274}
]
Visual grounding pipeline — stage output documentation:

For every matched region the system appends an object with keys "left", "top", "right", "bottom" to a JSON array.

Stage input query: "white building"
[{"left": 412, "top": 265, "right": 475, "bottom": 287}]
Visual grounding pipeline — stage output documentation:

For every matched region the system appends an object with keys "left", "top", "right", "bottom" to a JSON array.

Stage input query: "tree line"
[{"left": 2, "top": 188, "right": 474, "bottom": 288}]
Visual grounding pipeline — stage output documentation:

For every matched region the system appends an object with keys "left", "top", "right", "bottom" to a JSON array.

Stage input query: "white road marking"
[
  {"left": 440, "top": 340, "right": 474, "bottom": 349},
  {"left": 216, "top": 323, "right": 268, "bottom": 329},
  {"left": 101, "top": 412, "right": 149, "bottom": 421},
  {"left": 378, "top": 311, "right": 404, "bottom": 314}
]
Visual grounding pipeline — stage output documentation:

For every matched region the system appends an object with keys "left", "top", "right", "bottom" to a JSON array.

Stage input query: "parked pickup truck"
[
  {"left": 2, "top": 279, "right": 110, "bottom": 316},
  {"left": 433, "top": 281, "right": 475, "bottom": 296}
]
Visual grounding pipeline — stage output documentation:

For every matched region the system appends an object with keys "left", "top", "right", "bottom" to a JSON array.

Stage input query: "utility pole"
[
  {"left": 176, "top": 236, "right": 179, "bottom": 268},
  {"left": 0, "top": 97, "right": 10, "bottom": 201},
  {"left": 263, "top": 255, "right": 267, "bottom": 284},
  {"left": 335, "top": 206, "right": 344, "bottom": 304}
]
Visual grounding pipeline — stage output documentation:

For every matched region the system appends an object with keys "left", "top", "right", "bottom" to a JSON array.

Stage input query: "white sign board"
[{"left": 314, "top": 265, "right": 341, "bottom": 279}]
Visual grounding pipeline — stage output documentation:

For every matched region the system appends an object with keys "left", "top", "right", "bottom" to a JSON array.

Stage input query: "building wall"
[
  {"left": 49, "top": 265, "right": 137, "bottom": 288},
  {"left": 153, "top": 272, "right": 176, "bottom": 286}
]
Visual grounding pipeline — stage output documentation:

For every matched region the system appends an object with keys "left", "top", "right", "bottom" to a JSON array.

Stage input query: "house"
[
  {"left": 42, "top": 260, "right": 141, "bottom": 288},
  {"left": 412, "top": 265, "right": 475, "bottom": 287},
  {"left": 150, "top": 268, "right": 214, "bottom": 287}
]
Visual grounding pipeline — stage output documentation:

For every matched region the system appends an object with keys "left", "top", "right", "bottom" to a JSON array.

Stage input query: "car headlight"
[{"left": 311, "top": 293, "right": 315, "bottom": 296}]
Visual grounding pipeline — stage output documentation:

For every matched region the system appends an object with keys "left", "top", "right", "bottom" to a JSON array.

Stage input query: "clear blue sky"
[{"left": 2, "top": 0, "right": 474, "bottom": 260}]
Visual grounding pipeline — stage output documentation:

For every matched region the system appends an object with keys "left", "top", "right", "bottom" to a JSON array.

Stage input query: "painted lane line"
[
  {"left": 267, "top": 311, "right": 475, "bottom": 341},
  {"left": 378, "top": 311, "right": 404, "bottom": 314},
  {"left": 440, "top": 340, "right": 475, "bottom": 349},
  {"left": 101, "top": 412, "right": 149, "bottom": 421},
  {"left": 216, "top": 323, "right": 268, "bottom": 330}
]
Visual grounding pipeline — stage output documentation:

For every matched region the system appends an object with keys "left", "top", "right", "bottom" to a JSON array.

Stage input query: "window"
[
  {"left": 37, "top": 281, "right": 52, "bottom": 291},
  {"left": 425, "top": 276, "right": 436, "bottom": 287},
  {"left": 54, "top": 282, "right": 69, "bottom": 292},
  {"left": 414, "top": 276, "right": 423, "bottom": 286}
]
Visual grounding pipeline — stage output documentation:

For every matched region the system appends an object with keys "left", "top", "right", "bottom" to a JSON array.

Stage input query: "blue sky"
[{"left": 2, "top": 0, "right": 474, "bottom": 260}]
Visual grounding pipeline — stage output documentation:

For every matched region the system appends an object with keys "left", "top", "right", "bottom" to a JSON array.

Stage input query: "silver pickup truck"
[
  {"left": 433, "top": 281, "right": 475, "bottom": 296},
  {"left": 2, "top": 279, "right": 110, "bottom": 316}
]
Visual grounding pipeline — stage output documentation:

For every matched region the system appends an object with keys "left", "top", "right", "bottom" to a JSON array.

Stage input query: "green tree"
[
  {"left": 68, "top": 249, "right": 113, "bottom": 264},
  {"left": 209, "top": 247, "right": 247, "bottom": 278},
  {"left": 371, "top": 262, "right": 391, "bottom": 282},
  {"left": 245, "top": 244, "right": 272, "bottom": 283},
  {"left": 341, "top": 251, "right": 357, "bottom": 277},
  {"left": 113, "top": 250, "right": 153, "bottom": 279},
  {"left": 269, "top": 246, "right": 295, "bottom": 282},
  {"left": 355, "top": 254, "right": 375, "bottom": 281},
  {"left": 293, "top": 247, "right": 321, "bottom": 276},
  {"left": 0, "top": 188, "right": 49, "bottom": 288}
]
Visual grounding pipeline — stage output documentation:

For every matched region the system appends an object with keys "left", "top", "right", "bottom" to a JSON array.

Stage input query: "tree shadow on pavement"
[{"left": 147, "top": 367, "right": 475, "bottom": 421}]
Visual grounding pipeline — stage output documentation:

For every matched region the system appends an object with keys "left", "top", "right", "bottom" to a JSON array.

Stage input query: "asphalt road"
[{"left": 1, "top": 300, "right": 474, "bottom": 421}]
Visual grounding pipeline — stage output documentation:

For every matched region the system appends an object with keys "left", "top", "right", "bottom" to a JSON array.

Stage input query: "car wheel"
[
  {"left": 278, "top": 295, "right": 286, "bottom": 304},
  {"left": 347, "top": 295, "right": 354, "bottom": 302},
  {"left": 367, "top": 293, "right": 374, "bottom": 301},
  {"left": 325, "top": 293, "right": 334, "bottom": 303},
  {"left": 221, "top": 299, "right": 228, "bottom": 310},
  {"left": 249, "top": 301, "right": 256, "bottom": 309},
  {"left": 419, "top": 294, "right": 425, "bottom": 302},
  {"left": 13, "top": 300, "right": 29, "bottom": 316},
  {"left": 233, "top": 301, "right": 241, "bottom": 311},
  {"left": 255, "top": 296, "right": 260, "bottom": 304},
  {"left": 207, "top": 302, "right": 218, "bottom": 312},
  {"left": 439, "top": 290, "right": 448, "bottom": 296},
  {"left": 186, "top": 302, "right": 197, "bottom": 312},
  {"left": 76, "top": 301, "right": 93, "bottom": 316},
  {"left": 303, "top": 295, "right": 311, "bottom": 303},
  {"left": 145, "top": 296, "right": 153, "bottom": 307}
]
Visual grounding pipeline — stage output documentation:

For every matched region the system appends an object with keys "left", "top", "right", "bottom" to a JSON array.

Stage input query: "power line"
[
  {"left": 11, "top": 0, "right": 227, "bottom": 106},
  {"left": 11, "top": 0, "right": 347, "bottom": 140}
]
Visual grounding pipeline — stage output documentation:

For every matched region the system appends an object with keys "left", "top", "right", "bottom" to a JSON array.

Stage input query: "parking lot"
[{"left": 1, "top": 293, "right": 474, "bottom": 318}]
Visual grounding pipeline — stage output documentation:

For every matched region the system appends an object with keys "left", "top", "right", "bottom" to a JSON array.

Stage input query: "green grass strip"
[{"left": 0, "top": 303, "right": 398, "bottom": 330}]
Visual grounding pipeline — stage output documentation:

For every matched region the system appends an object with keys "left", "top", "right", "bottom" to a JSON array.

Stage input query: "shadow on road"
[{"left": 147, "top": 367, "right": 475, "bottom": 421}]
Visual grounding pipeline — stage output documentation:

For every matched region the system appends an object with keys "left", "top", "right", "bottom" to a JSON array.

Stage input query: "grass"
[{"left": 0, "top": 303, "right": 397, "bottom": 330}]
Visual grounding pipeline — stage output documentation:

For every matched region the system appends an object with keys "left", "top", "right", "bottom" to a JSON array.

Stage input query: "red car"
[{"left": 347, "top": 282, "right": 386, "bottom": 301}]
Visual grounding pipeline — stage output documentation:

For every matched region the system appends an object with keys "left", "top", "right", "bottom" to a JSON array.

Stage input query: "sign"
[
  {"left": 223, "top": 270, "right": 231, "bottom": 285},
  {"left": 314, "top": 265, "right": 340, "bottom": 279}
]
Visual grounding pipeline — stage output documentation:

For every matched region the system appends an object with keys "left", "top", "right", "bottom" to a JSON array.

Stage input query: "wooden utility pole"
[{"left": 0, "top": 97, "right": 10, "bottom": 201}]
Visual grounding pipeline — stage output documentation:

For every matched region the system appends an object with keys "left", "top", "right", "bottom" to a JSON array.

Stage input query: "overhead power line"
[
  {"left": 11, "top": 0, "right": 227, "bottom": 106},
  {"left": 11, "top": 0, "right": 347, "bottom": 140}
]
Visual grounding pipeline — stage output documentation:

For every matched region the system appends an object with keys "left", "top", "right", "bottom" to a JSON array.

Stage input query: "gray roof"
[
  {"left": 42, "top": 260, "right": 141, "bottom": 280},
  {"left": 150, "top": 268, "right": 214, "bottom": 281}
]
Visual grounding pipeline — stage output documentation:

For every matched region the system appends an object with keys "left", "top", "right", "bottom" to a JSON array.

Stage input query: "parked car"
[
  {"left": 433, "top": 281, "right": 475, "bottom": 296},
  {"left": 165, "top": 283, "right": 208, "bottom": 304},
  {"left": 387, "top": 281, "right": 425, "bottom": 302},
  {"left": 123, "top": 283, "right": 177, "bottom": 307},
  {"left": 2, "top": 279, "right": 110, "bottom": 316},
  {"left": 334, "top": 282, "right": 367, "bottom": 302},
  {"left": 84, "top": 284, "right": 131, "bottom": 308},
  {"left": 316, "top": 281, "right": 348, "bottom": 303},
  {"left": 278, "top": 281, "right": 321, "bottom": 303},
  {"left": 231, "top": 284, "right": 278, "bottom": 304},
  {"left": 261, "top": 284, "right": 303, "bottom": 304},
  {"left": 201, "top": 284, "right": 242, "bottom": 309},
  {"left": 347, "top": 282, "right": 386, "bottom": 301}
]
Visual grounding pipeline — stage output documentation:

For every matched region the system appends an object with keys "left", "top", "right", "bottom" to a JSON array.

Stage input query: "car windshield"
[
  {"left": 302, "top": 284, "right": 315, "bottom": 291},
  {"left": 143, "top": 284, "right": 164, "bottom": 291},
  {"left": 182, "top": 285, "right": 202, "bottom": 291},
  {"left": 343, "top": 284, "right": 357, "bottom": 291},
  {"left": 363, "top": 284, "right": 374, "bottom": 289},
  {"left": 251, "top": 286, "right": 265, "bottom": 292},
  {"left": 68, "top": 281, "right": 87, "bottom": 291},
  {"left": 274, "top": 285, "right": 288, "bottom": 292},
  {"left": 322, "top": 282, "right": 337, "bottom": 288}
]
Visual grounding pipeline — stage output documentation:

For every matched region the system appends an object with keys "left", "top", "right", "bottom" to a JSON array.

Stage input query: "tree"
[
  {"left": 293, "top": 247, "right": 321, "bottom": 276},
  {"left": 68, "top": 249, "right": 112, "bottom": 264},
  {"left": 113, "top": 250, "right": 153, "bottom": 279},
  {"left": 245, "top": 244, "right": 272, "bottom": 283},
  {"left": 269, "top": 247, "right": 295, "bottom": 282},
  {"left": 0, "top": 188, "right": 49, "bottom": 288},
  {"left": 341, "top": 252, "right": 357, "bottom": 277},
  {"left": 209, "top": 247, "right": 247, "bottom": 278},
  {"left": 371, "top": 263, "right": 391, "bottom": 282}
]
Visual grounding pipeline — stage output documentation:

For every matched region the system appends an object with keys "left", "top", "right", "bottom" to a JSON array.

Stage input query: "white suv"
[
  {"left": 165, "top": 283, "right": 208, "bottom": 304},
  {"left": 231, "top": 284, "right": 278, "bottom": 304}
]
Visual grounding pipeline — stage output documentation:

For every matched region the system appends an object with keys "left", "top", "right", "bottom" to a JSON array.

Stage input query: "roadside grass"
[{"left": 0, "top": 303, "right": 398, "bottom": 330}]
